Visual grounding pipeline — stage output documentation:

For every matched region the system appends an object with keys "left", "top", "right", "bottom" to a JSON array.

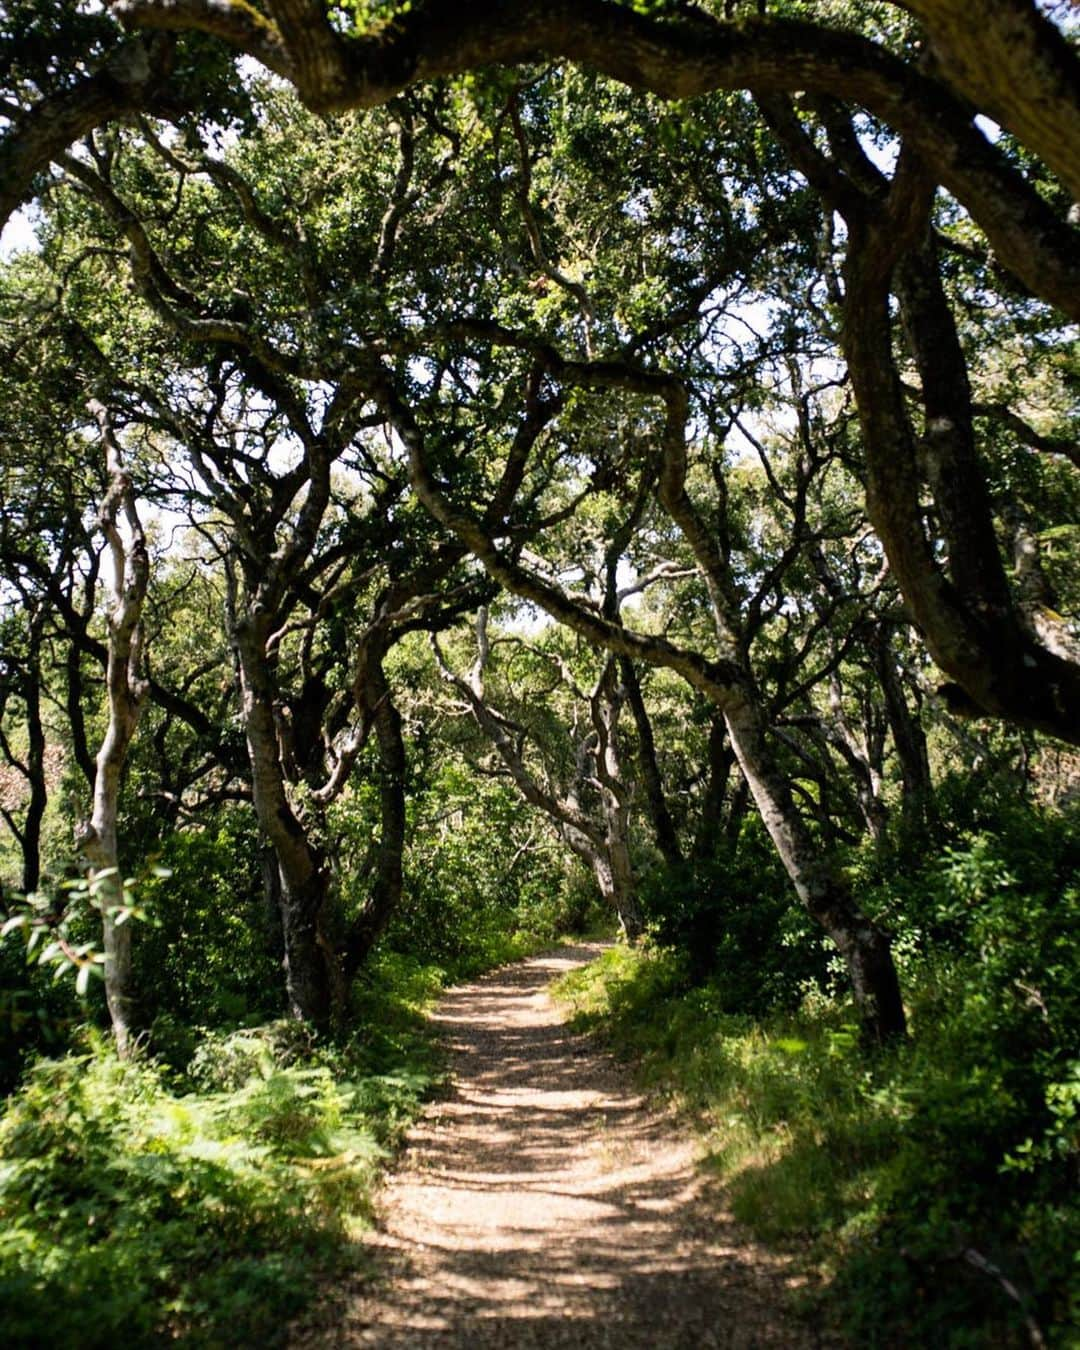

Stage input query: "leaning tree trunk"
[
  {"left": 75, "top": 408, "right": 149, "bottom": 1056},
  {"left": 843, "top": 221, "right": 1080, "bottom": 743},
  {"left": 652, "top": 378, "right": 907, "bottom": 1042},
  {"left": 233, "top": 612, "right": 338, "bottom": 1027},
  {"left": 724, "top": 697, "right": 906, "bottom": 1043}
]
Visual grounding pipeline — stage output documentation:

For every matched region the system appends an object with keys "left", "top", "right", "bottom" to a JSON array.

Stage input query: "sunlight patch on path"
[{"left": 291, "top": 944, "right": 824, "bottom": 1349}]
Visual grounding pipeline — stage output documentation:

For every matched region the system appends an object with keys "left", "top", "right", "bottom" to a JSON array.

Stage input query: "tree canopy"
[{"left": 0, "top": 4, "right": 1077, "bottom": 1344}]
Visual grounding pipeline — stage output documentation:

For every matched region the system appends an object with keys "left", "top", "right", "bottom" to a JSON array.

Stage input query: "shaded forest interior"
[{"left": 0, "top": 1, "right": 1078, "bottom": 1345}]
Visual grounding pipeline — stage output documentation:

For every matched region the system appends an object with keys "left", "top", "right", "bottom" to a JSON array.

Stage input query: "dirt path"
[{"left": 295, "top": 944, "right": 823, "bottom": 1348}]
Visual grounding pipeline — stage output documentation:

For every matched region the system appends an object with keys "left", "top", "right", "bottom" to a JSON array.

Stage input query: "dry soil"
[{"left": 292, "top": 943, "right": 825, "bottom": 1349}]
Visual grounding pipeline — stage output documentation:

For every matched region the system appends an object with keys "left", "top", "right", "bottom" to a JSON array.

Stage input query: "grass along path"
[{"left": 291, "top": 943, "right": 822, "bottom": 1348}]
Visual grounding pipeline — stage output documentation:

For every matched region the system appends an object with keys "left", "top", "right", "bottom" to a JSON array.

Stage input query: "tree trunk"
[
  {"left": 278, "top": 870, "right": 336, "bottom": 1028},
  {"left": 724, "top": 698, "right": 906, "bottom": 1042},
  {"left": 19, "top": 625, "right": 47, "bottom": 895},
  {"left": 870, "top": 627, "right": 933, "bottom": 836},
  {"left": 594, "top": 658, "right": 646, "bottom": 941},
  {"left": 724, "top": 771, "right": 750, "bottom": 848},
  {"left": 693, "top": 714, "right": 733, "bottom": 861},
  {"left": 76, "top": 412, "right": 149, "bottom": 1056},
  {"left": 590, "top": 847, "right": 645, "bottom": 942},
  {"left": 823, "top": 686, "right": 889, "bottom": 846},
  {"left": 344, "top": 658, "right": 407, "bottom": 978},
  {"left": 620, "top": 656, "right": 682, "bottom": 866},
  {"left": 843, "top": 226, "right": 1080, "bottom": 744},
  {"left": 77, "top": 792, "right": 137, "bottom": 1055},
  {"left": 233, "top": 613, "right": 336, "bottom": 1027}
]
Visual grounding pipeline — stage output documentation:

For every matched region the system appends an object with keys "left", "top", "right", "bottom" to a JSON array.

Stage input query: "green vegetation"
[
  {"left": 555, "top": 802, "right": 1079, "bottom": 1347},
  {"left": 0, "top": 833, "right": 593, "bottom": 1345},
  {"left": 0, "top": 954, "right": 443, "bottom": 1348},
  {"left": 2, "top": 3, "right": 1079, "bottom": 1344},
  {"left": 0, "top": 778, "right": 592, "bottom": 1345}
]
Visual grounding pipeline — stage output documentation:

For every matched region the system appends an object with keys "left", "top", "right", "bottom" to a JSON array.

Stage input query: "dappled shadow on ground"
[{"left": 291, "top": 946, "right": 826, "bottom": 1349}]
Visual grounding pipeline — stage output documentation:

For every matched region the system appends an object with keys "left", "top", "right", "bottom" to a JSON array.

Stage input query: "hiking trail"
[{"left": 293, "top": 943, "right": 823, "bottom": 1348}]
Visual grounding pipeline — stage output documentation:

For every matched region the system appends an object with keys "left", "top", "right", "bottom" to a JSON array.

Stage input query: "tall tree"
[{"left": 74, "top": 403, "right": 150, "bottom": 1054}]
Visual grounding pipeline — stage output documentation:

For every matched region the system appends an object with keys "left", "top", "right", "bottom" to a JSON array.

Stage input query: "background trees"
[
  {"left": 3, "top": 7, "right": 1077, "bottom": 1037},
  {"left": 0, "top": 4, "right": 1077, "bottom": 1343}
]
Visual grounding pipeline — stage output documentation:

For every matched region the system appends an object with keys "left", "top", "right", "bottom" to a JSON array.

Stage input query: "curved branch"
[
  {"left": 109, "top": 0, "right": 1080, "bottom": 316},
  {"left": 0, "top": 36, "right": 179, "bottom": 232},
  {"left": 898, "top": 0, "right": 1080, "bottom": 201}
]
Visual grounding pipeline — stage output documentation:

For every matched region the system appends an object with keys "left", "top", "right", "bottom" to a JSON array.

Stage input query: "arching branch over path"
[
  {"left": 3, "top": 2, "right": 1079, "bottom": 316},
  {"left": 109, "top": 0, "right": 1080, "bottom": 316}
]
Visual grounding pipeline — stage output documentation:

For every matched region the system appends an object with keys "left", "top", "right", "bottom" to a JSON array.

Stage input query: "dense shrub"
[
  {"left": 0, "top": 953, "right": 442, "bottom": 1347},
  {"left": 555, "top": 805, "right": 1079, "bottom": 1347},
  {"left": 379, "top": 771, "right": 592, "bottom": 976},
  {"left": 639, "top": 820, "right": 830, "bottom": 1011},
  {"left": 134, "top": 812, "right": 283, "bottom": 1035},
  {"left": 0, "top": 936, "right": 83, "bottom": 1094}
]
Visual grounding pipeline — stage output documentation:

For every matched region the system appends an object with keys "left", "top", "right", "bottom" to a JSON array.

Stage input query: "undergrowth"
[
  {"left": 0, "top": 951, "right": 443, "bottom": 1348},
  {"left": 555, "top": 917, "right": 1078, "bottom": 1348}
]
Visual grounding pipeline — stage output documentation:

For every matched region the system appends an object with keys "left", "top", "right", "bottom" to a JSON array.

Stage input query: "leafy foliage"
[
  {"left": 555, "top": 802, "right": 1080, "bottom": 1346},
  {"left": 1, "top": 6, "right": 1078, "bottom": 1342},
  {"left": 0, "top": 949, "right": 442, "bottom": 1347},
  {"left": 640, "top": 819, "right": 829, "bottom": 1007}
]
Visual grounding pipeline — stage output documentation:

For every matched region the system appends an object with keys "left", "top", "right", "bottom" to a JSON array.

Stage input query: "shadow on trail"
[{"left": 299, "top": 946, "right": 821, "bottom": 1349}]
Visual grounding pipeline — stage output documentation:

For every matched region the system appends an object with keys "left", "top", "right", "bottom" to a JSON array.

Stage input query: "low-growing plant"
[
  {"left": 555, "top": 805, "right": 1079, "bottom": 1350},
  {"left": 0, "top": 962, "right": 442, "bottom": 1350}
]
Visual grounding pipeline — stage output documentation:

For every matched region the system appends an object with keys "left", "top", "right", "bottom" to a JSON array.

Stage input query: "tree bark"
[
  {"left": 20, "top": 655, "right": 46, "bottom": 896},
  {"left": 75, "top": 409, "right": 150, "bottom": 1056},
  {"left": 344, "top": 651, "right": 407, "bottom": 977},
  {"left": 870, "top": 627, "right": 934, "bottom": 837},
  {"left": 590, "top": 846, "right": 645, "bottom": 942},
  {"left": 593, "top": 661, "right": 645, "bottom": 942},
  {"left": 232, "top": 610, "right": 336, "bottom": 1027},
  {"left": 620, "top": 656, "right": 682, "bottom": 867},
  {"left": 898, "top": 0, "right": 1080, "bottom": 203}
]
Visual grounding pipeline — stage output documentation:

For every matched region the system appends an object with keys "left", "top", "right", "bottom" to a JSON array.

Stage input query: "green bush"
[
  {"left": 0, "top": 937, "right": 83, "bottom": 1094},
  {"left": 134, "top": 813, "right": 283, "bottom": 1036},
  {"left": 555, "top": 801, "right": 1080, "bottom": 1350},
  {"left": 0, "top": 984, "right": 439, "bottom": 1348},
  {"left": 639, "top": 821, "right": 829, "bottom": 1012},
  {"left": 385, "top": 779, "right": 585, "bottom": 976}
]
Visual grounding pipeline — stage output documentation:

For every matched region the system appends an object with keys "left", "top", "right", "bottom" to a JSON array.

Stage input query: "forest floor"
[{"left": 291, "top": 943, "right": 828, "bottom": 1349}]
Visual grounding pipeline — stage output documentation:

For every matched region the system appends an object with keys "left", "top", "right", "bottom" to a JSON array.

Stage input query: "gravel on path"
[{"left": 291, "top": 943, "right": 827, "bottom": 1349}]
